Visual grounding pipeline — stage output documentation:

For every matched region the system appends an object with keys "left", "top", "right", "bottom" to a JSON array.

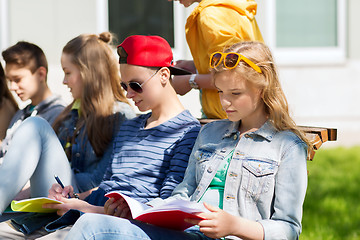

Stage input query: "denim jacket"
[
  {"left": 160, "top": 119, "right": 308, "bottom": 240},
  {"left": 56, "top": 102, "right": 135, "bottom": 192}
]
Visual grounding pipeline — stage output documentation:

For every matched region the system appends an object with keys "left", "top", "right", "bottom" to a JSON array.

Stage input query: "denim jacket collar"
[{"left": 223, "top": 120, "right": 277, "bottom": 142}]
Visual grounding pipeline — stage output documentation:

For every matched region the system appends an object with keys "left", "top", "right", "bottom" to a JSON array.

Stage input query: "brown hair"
[
  {"left": 0, "top": 62, "right": 18, "bottom": 110},
  {"left": 2, "top": 41, "right": 48, "bottom": 80},
  {"left": 53, "top": 32, "right": 130, "bottom": 156},
  {"left": 212, "top": 41, "right": 311, "bottom": 149}
]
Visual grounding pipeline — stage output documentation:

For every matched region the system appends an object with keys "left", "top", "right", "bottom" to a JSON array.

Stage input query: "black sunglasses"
[{"left": 120, "top": 69, "right": 160, "bottom": 93}]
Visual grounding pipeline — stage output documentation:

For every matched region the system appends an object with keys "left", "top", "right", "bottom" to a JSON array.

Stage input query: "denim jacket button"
[
  {"left": 75, "top": 152, "right": 81, "bottom": 157},
  {"left": 229, "top": 172, "right": 238, "bottom": 177},
  {"left": 233, "top": 135, "right": 238, "bottom": 140},
  {"left": 226, "top": 195, "right": 235, "bottom": 200}
]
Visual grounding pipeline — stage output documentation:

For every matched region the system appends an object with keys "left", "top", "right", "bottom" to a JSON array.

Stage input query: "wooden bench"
[
  {"left": 298, "top": 126, "right": 337, "bottom": 160},
  {"left": 198, "top": 119, "right": 337, "bottom": 160}
]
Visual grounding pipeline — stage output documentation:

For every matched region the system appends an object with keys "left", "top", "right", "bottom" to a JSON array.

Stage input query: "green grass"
[{"left": 301, "top": 146, "right": 360, "bottom": 240}]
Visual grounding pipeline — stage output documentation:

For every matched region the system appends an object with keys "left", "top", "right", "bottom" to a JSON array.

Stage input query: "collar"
[
  {"left": 223, "top": 120, "right": 277, "bottom": 141},
  {"left": 71, "top": 99, "right": 81, "bottom": 117}
]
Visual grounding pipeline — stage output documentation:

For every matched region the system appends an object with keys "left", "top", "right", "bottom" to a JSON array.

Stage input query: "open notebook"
[
  {"left": 10, "top": 197, "right": 63, "bottom": 213},
  {"left": 105, "top": 191, "right": 208, "bottom": 231}
]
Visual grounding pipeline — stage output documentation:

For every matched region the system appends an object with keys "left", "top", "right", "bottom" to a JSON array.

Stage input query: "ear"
[
  {"left": 36, "top": 66, "right": 47, "bottom": 82},
  {"left": 158, "top": 67, "right": 171, "bottom": 85}
]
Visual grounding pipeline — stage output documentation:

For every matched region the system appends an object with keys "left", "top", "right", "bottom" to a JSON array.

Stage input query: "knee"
[
  {"left": 22, "top": 116, "right": 49, "bottom": 129},
  {"left": 72, "top": 213, "right": 135, "bottom": 236},
  {"left": 19, "top": 117, "right": 52, "bottom": 135},
  {"left": 74, "top": 213, "right": 99, "bottom": 228}
]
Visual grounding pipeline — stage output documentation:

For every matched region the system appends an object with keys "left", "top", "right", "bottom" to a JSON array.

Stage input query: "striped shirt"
[{"left": 98, "top": 110, "right": 200, "bottom": 203}]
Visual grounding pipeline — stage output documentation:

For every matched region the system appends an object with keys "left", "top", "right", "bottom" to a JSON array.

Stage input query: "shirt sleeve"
[
  {"left": 158, "top": 124, "right": 201, "bottom": 199},
  {"left": 74, "top": 141, "right": 114, "bottom": 192},
  {"left": 166, "top": 124, "right": 207, "bottom": 201},
  {"left": 42, "top": 104, "right": 65, "bottom": 125},
  {"left": 74, "top": 113, "right": 127, "bottom": 192}
]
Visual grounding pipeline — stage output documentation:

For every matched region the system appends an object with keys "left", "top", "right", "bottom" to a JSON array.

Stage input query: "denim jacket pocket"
[
  {"left": 194, "top": 149, "right": 214, "bottom": 181},
  {"left": 241, "top": 158, "right": 278, "bottom": 201}
]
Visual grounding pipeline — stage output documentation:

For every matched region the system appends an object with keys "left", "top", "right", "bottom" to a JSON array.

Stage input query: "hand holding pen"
[{"left": 54, "top": 175, "right": 79, "bottom": 199}]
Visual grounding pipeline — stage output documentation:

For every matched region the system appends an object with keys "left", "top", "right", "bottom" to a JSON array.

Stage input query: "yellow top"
[{"left": 185, "top": 0, "right": 263, "bottom": 119}]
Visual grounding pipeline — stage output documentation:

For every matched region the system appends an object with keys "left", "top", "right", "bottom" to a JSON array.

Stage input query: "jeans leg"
[
  {"left": 66, "top": 213, "right": 213, "bottom": 240},
  {"left": 0, "top": 117, "right": 72, "bottom": 214}
]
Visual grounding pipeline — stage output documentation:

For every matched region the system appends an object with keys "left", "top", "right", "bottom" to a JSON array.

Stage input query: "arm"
[
  {"left": 44, "top": 197, "right": 105, "bottom": 216},
  {"left": 158, "top": 125, "right": 205, "bottom": 203},
  {"left": 171, "top": 60, "right": 216, "bottom": 94},
  {"left": 188, "top": 202, "right": 264, "bottom": 240},
  {"left": 171, "top": 74, "right": 215, "bottom": 95},
  {"left": 73, "top": 111, "right": 130, "bottom": 190},
  {"left": 46, "top": 183, "right": 104, "bottom": 216},
  {"left": 258, "top": 141, "right": 308, "bottom": 239},
  {"left": 42, "top": 104, "right": 65, "bottom": 125},
  {"left": 74, "top": 141, "right": 114, "bottom": 192},
  {"left": 172, "top": 6, "right": 263, "bottom": 95},
  {"left": 158, "top": 125, "right": 201, "bottom": 199}
]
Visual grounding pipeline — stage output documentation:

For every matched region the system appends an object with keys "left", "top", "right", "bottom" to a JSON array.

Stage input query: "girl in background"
[
  {"left": 0, "top": 32, "right": 135, "bottom": 214},
  {"left": 67, "top": 41, "right": 310, "bottom": 240}
]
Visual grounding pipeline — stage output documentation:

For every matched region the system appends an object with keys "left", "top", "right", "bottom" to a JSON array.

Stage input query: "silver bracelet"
[{"left": 189, "top": 74, "right": 199, "bottom": 89}]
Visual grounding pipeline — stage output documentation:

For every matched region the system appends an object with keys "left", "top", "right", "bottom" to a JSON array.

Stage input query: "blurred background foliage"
[{"left": 301, "top": 146, "right": 360, "bottom": 239}]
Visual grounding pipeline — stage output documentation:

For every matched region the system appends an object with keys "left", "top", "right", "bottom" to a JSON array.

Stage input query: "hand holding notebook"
[
  {"left": 105, "top": 191, "right": 208, "bottom": 231},
  {"left": 11, "top": 197, "right": 63, "bottom": 213}
]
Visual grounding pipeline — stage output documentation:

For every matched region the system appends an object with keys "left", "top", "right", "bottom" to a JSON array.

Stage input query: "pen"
[{"left": 54, "top": 174, "right": 71, "bottom": 198}]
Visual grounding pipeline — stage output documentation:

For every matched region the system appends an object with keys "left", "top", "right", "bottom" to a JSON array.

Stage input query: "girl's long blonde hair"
[
  {"left": 212, "top": 41, "right": 311, "bottom": 149},
  {"left": 53, "top": 32, "right": 130, "bottom": 156}
]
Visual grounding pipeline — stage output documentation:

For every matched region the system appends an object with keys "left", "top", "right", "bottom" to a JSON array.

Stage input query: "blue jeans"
[
  {"left": 66, "top": 213, "right": 217, "bottom": 240},
  {"left": 0, "top": 117, "right": 76, "bottom": 214}
]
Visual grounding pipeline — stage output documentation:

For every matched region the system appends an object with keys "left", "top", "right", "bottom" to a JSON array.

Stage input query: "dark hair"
[
  {"left": 2, "top": 41, "right": 48, "bottom": 77},
  {"left": 0, "top": 62, "right": 18, "bottom": 110}
]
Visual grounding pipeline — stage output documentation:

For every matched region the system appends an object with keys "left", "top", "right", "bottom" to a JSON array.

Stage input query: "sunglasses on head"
[
  {"left": 209, "top": 52, "right": 262, "bottom": 73},
  {"left": 120, "top": 68, "right": 160, "bottom": 94}
]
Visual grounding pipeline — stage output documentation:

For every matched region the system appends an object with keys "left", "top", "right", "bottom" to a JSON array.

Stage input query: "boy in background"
[{"left": 1, "top": 41, "right": 65, "bottom": 158}]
